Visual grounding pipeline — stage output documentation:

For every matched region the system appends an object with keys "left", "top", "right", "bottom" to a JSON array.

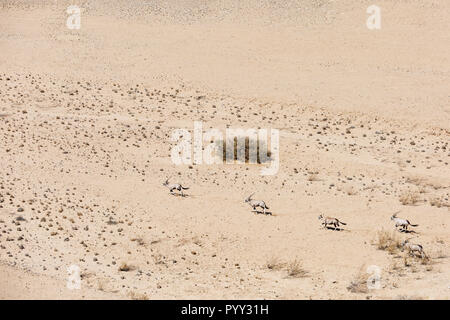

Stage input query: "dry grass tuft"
[
  {"left": 388, "top": 260, "right": 405, "bottom": 276},
  {"left": 347, "top": 266, "right": 369, "bottom": 294},
  {"left": 286, "top": 259, "right": 308, "bottom": 278},
  {"left": 403, "top": 250, "right": 432, "bottom": 268},
  {"left": 264, "top": 256, "right": 285, "bottom": 271},
  {"left": 429, "top": 196, "right": 449, "bottom": 208},
  {"left": 375, "top": 230, "right": 402, "bottom": 254},
  {"left": 399, "top": 191, "right": 420, "bottom": 205}
]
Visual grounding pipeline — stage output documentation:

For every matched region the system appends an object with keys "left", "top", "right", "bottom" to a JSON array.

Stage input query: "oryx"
[
  {"left": 391, "top": 212, "right": 418, "bottom": 232},
  {"left": 244, "top": 193, "right": 270, "bottom": 215},
  {"left": 318, "top": 214, "right": 347, "bottom": 230},
  {"left": 401, "top": 238, "right": 426, "bottom": 258},
  {"left": 163, "top": 179, "right": 189, "bottom": 197}
]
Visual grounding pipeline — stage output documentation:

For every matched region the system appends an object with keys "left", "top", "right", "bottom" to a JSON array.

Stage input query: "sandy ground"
[{"left": 0, "top": 0, "right": 449, "bottom": 299}]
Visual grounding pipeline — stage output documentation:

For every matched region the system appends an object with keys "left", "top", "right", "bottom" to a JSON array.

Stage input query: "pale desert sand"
[{"left": 0, "top": 0, "right": 449, "bottom": 299}]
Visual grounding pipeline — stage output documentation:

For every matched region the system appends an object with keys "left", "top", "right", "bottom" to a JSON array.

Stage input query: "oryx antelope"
[
  {"left": 163, "top": 179, "right": 189, "bottom": 197},
  {"left": 391, "top": 212, "right": 418, "bottom": 232},
  {"left": 318, "top": 214, "right": 347, "bottom": 230},
  {"left": 244, "top": 193, "right": 270, "bottom": 215},
  {"left": 401, "top": 239, "right": 426, "bottom": 258}
]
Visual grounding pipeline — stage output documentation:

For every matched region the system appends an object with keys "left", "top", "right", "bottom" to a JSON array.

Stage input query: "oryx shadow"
[
  {"left": 169, "top": 192, "right": 189, "bottom": 198},
  {"left": 397, "top": 229, "right": 418, "bottom": 234},
  {"left": 252, "top": 210, "right": 273, "bottom": 216},
  {"left": 323, "top": 226, "right": 345, "bottom": 232}
]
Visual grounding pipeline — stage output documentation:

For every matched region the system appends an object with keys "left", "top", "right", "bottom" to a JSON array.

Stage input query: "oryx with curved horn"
[
  {"left": 163, "top": 179, "right": 189, "bottom": 197},
  {"left": 244, "top": 193, "right": 270, "bottom": 215},
  {"left": 391, "top": 211, "right": 418, "bottom": 232},
  {"left": 401, "top": 238, "right": 426, "bottom": 258},
  {"left": 318, "top": 214, "right": 347, "bottom": 230}
]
